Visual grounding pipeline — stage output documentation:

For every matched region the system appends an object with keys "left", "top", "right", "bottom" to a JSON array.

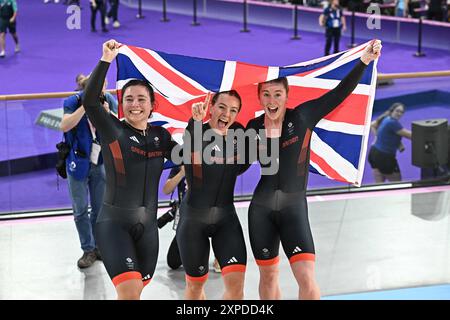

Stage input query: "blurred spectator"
[
  {"left": 447, "top": 0, "right": 450, "bottom": 21},
  {"left": 408, "top": 0, "right": 423, "bottom": 18},
  {"left": 319, "top": 0, "right": 346, "bottom": 56},
  {"left": 427, "top": 0, "right": 446, "bottom": 21},
  {"left": 90, "top": 0, "right": 108, "bottom": 33},
  {"left": 105, "top": 0, "right": 120, "bottom": 28},
  {"left": 348, "top": 0, "right": 365, "bottom": 11},
  {"left": 369, "top": 103, "right": 412, "bottom": 183},
  {"left": 395, "top": 0, "right": 409, "bottom": 16},
  {"left": 378, "top": 0, "right": 397, "bottom": 17},
  {"left": 0, "top": 0, "right": 19, "bottom": 58}
]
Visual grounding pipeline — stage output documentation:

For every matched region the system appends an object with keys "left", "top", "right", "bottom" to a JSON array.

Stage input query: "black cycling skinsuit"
[
  {"left": 246, "top": 60, "right": 367, "bottom": 266},
  {"left": 176, "top": 119, "right": 248, "bottom": 281},
  {"left": 83, "top": 60, "right": 178, "bottom": 287}
]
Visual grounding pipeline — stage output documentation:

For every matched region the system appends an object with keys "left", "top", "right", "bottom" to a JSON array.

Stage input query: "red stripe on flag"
[
  {"left": 310, "top": 149, "right": 349, "bottom": 183},
  {"left": 231, "top": 62, "right": 269, "bottom": 90},
  {"left": 323, "top": 95, "right": 369, "bottom": 125},
  {"left": 287, "top": 86, "right": 369, "bottom": 125},
  {"left": 153, "top": 94, "right": 209, "bottom": 122},
  {"left": 232, "top": 84, "right": 263, "bottom": 127},
  {"left": 347, "top": 45, "right": 367, "bottom": 58},
  {"left": 127, "top": 46, "right": 205, "bottom": 96}
]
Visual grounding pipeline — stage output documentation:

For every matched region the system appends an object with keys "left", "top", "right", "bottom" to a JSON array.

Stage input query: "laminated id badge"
[
  {"left": 332, "top": 19, "right": 340, "bottom": 28},
  {"left": 172, "top": 208, "right": 180, "bottom": 231},
  {"left": 90, "top": 142, "right": 101, "bottom": 165}
]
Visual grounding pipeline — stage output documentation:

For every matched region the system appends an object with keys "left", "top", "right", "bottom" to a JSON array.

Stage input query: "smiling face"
[
  {"left": 390, "top": 104, "right": 405, "bottom": 120},
  {"left": 209, "top": 93, "right": 241, "bottom": 135},
  {"left": 122, "top": 85, "right": 153, "bottom": 129},
  {"left": 258, "top": 82, "right": 288, "bottom": 122}
]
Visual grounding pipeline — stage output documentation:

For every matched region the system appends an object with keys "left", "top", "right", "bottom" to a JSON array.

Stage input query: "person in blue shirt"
[
  {"left": 319, "top": 0, "right": 346, "bottom": 56},
  {"left": 395, "top": 0, "right": 409, "bottom": 17},
  {"left": 60, "top": 76, "right": 118, "bottom": 269},
  {"left": 369, "top": 103, "right": 412, "bottom": 183},
  {"left": 0, "top": 0, "right": 19, "bottom": 58}
]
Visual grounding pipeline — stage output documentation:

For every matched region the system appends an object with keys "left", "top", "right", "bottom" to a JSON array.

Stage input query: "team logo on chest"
[
  {"left": 281, "top": 121, "right": 298, "bottom": 148},
  {"left": 153, "top": 136, "right": 160, "bottom": 148},
  {"left": 287, "top": 122, "right": 295, "bottom": 136}
]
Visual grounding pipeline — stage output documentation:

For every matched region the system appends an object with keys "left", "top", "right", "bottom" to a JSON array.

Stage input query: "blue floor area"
[{"left": 324, "top": 284, "right": 450, "bottom": 300}]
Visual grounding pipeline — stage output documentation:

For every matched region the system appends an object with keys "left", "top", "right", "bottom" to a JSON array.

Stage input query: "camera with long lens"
[
  {"left": 157, "top": 199, "right": 178, "bottom": 229},
  {"left": 55, "top": 141, "right": 71, "bottom": 179},
  {"left": 99, "top": 94, "right": 106, "bottom": 104}
]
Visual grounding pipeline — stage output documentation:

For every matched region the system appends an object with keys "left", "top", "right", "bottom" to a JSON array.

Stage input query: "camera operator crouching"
[
  {"left": 158, "top": 165, "right": 187, "bottom": 270},
  {"left": 158, "top": 165, "right": 222, "bottom": 273}
]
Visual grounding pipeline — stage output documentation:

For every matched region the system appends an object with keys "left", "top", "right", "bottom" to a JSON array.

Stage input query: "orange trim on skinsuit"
[
  {"left": 297, "top": 128, "right": 312, "bottom": 176},
  {"left": 143, "top": 279, "right": 152, "bottom": 287},
  {"left": 112, "top": 271, "right": 142, "bottom": 287},
  {"left": 109, "top": 140, "right": 126, "bottom": 186},
  {"left": 109, "top": 140, "right": 125, "bottom": 174},
  {"left": 255, "top": 256, "right": 280, "bottom": 266},
  {"left": 192, "top": 151, "right": 203, "bottom": 187},
  {"left": 221, "top": 264, "right": 246, "bottom": 276},
  {"left": 186, "top": 273, "right": 209, "bottom": 283},
  {"left": 289, "top": 253, "right": 316, "bottom": 264}
]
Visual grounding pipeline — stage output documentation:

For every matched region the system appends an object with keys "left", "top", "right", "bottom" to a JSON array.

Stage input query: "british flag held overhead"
[{"left": 116, "top": 43, "right": 378, "bottom": 186}]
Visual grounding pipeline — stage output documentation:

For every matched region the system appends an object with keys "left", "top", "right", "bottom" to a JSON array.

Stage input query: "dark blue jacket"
[{"left": 323, "top": 6, "right": 343, "bottom": 29}]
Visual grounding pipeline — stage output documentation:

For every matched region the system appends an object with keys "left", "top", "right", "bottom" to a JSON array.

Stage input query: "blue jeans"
[
  {"left": 396, "top": 8, "right": 404, "bottom": 17},
  {"left": 67, "top": 163, "right": 106, "bottom": 252}
]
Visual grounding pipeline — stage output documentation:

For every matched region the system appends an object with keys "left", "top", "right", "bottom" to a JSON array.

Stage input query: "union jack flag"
[{"left": 116, "top": 42, "right": 377, "bottom": 186}]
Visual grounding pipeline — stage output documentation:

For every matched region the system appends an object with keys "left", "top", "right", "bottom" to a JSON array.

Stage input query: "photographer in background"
[
  {"left": 158, "top": 166, "right": 222, "bottom": 273},
  {"left": 60, "top": 76, "right": 117, "bottom": 269},
  {"left": 319, "top": 0, "right": 346, "bottom": 56},
  {"left": 158, "top": 166, "right": 187, "bottom": 270}
]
